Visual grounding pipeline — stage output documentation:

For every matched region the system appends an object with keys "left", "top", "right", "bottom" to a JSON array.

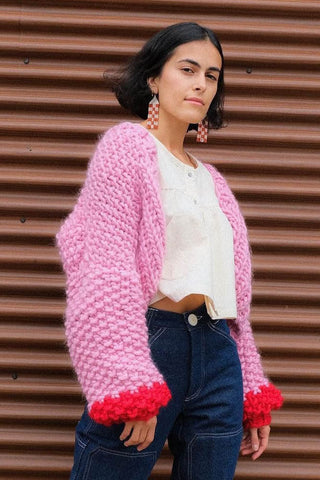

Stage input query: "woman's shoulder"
[
  {"left": 94, "top": 121, "right": 156, "bottom": 171},
  {"left": 100, "top": 121, "right": 154, "bottom": 149}
]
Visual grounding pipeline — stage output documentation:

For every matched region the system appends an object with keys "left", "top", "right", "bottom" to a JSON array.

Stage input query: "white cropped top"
[{"left": 148, "top": 134, "right": 237, "bottom": 320}]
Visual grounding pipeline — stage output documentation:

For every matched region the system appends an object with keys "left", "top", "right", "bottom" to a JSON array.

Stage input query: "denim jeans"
[{"left": 70, "top": 302, "right": 243, "bottom": 480}]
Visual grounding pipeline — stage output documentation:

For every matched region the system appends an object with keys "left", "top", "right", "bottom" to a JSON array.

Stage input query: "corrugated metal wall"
[{"left": 0, "top": 1, "right": 319, "bottom": 478}]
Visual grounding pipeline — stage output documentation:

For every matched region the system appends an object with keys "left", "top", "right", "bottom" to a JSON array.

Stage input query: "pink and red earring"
[
  {"left": 146, "top": 94, "right": 159, "bottom": 129},
  {"left": 196, "top": 119, "right": 208, "bottom": 143}
]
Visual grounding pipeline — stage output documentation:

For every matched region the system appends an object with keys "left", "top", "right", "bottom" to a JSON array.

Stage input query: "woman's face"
[{"left": 149, "top": 39, "right": 222, "bottom": 128}]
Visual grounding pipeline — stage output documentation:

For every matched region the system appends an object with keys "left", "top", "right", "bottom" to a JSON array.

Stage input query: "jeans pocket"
[
  {"left": 148, "top": 326, "right": 168, "bottom": 346},
  {"left": 82, "top": 446, "right": 157, "bottom": 480},
  {"left": 207, "top": 319, "right": 237, "bottom": 348},
  {"left": 188, "top": 429, "right": 242, "bottom": 480},
  {"left": 70, "top": 432, "right": 89, "bottom": 480}
]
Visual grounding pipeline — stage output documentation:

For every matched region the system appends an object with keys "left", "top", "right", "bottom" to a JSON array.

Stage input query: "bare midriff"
[{"left": 149, "top": 293, "right": 205, "bottom": 313}]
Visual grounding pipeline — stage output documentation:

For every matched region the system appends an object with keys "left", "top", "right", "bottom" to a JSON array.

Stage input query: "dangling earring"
[
  {"left": 146, "top": 94, "right": 159, "bottom": 129},
  {"left": 196, "top": 118, "right": 208, "bottom": 143}
]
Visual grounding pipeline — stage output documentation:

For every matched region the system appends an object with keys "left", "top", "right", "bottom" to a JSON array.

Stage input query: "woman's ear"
[{"left": 147, "top": 77, "right": 159, "bottom": 95}]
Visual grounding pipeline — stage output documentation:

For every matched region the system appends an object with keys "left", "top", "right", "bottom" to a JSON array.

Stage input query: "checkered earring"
[
  {"left": 196, "top": 119, "right": 208, "bottom": 143},
  {"left": 146, "top": 94, "right": 159, "bottom": 129}
]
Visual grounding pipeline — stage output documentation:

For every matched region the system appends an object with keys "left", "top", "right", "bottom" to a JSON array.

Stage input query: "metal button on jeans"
[{"left": 188, "top": 314, "right": 198, "bottom": 326}]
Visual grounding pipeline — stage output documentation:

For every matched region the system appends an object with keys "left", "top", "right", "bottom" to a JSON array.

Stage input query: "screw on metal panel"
[
  {"left": 20, "top": 217, "right": 26, "bottom": 223},
  {"left": 12, "top": 373, "right": 18, "bottom": 380},
  {"left": 246, "top": 67, "right": 252, "bottom": 74},
  {"left": 24, "top": 58, "right": 29, "bottom": 64}
]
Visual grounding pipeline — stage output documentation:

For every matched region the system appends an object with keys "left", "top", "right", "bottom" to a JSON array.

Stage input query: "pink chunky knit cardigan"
[{"left": 55, "top": 121, "right": 283, "bottom": 429}]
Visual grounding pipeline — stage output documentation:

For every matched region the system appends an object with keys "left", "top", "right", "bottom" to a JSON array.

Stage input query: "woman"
[{"left": 56, "top": 22, "right": 283, "bottom": 480}]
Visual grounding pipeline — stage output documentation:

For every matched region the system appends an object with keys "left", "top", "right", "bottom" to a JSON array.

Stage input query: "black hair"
[{"left": 111, "top": 22, "right": 225, "bottom": 131}]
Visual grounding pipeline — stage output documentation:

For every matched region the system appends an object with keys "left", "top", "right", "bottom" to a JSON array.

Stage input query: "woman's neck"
[{"left": 140, "top": 117, "right": 190, "bottom": 161}]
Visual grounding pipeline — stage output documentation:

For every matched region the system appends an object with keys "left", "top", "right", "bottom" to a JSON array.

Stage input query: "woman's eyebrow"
[{"left": 177, "top": 58, "right": 220, "bottom": 72}]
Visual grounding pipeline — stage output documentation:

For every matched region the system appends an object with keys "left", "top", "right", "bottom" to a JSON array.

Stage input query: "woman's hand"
[
  {"left": 240, "top": 425, "right": 271, "bottom": 460},
  {"left": 119, "top": 416, "right": 157, "bottom": 451}
]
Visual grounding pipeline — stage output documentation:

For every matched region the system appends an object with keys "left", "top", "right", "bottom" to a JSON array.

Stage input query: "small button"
[
  {"left": 188, "top": 171, "right": 193, "bottom": 177},
  {"left": 188, "top": 314, "right": 198, "bottom": 326},
  {"left": 193, "top": 199, "right": 197, "bottom": 204}
]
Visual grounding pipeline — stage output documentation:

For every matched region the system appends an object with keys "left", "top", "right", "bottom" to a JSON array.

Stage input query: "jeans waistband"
[{"left": 146, "top": 302, "right": 209, "bottom": 327}]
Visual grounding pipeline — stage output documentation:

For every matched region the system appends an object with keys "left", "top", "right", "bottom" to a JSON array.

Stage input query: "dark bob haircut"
[{"left": 111, "top": 22, "right": 225, "bottom": 132}]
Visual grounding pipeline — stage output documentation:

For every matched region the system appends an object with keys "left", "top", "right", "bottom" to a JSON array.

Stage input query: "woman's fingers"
[
  {"left": 136, "top": 426, "right": 156, "bottom": 451},
  {"left": 136, "top": 416, "right": 157, "bottom": 450},
  {"left": 240, "top": 431, "right": 250, "bottom": 450},
  {"left": 240, "top": 426, "right": 271, "bottom": 460},
  {"left": 123, "top": 423, "right": 143, "bottom": 447},
  {"left": 120, "top": 416, "right": 157, "bottom": 450},
  {"left": 250, "top": 428, "right": 260, "bottom": 453},
  {"left": 240, "top": 429, "right": 255, "bottom": 456},
  {"left": 119, "top": 422, "right": 134, "bottom": 442},
  {"left": 251, "top": 425, "right": 270, "bottom": 460}
]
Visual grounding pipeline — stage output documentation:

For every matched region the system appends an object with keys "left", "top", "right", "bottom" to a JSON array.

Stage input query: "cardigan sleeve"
[
  {"left": 204, "top": 163, "right": 283, "bottom": 430},
  {"left": 55, "top": 125, "right": 171, "bottom": 427},
  {"left": 228, "top": 242, "right": 284, "bottom": 429}
]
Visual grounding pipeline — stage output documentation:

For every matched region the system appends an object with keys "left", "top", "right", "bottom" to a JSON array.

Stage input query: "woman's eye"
[
  {"left": 207, "top": 74, "right": 217, "bottom": 81},
  {"left": 182, "top": 67, "right": 193, "bottom": 73}
]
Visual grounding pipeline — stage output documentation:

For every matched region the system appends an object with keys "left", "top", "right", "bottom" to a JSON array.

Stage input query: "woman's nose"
[{"left": 193, "top": 75, "right": 206, "bottom": 91}]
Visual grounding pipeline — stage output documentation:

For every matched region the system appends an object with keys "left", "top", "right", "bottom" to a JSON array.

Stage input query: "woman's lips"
[{"left": 185, "top": 98, "right": 204, "bottom": 106}]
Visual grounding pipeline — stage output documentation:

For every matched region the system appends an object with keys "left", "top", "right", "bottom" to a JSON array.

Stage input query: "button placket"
[{"left": 186, "top": 171, "right": 198, "bottom": 205}]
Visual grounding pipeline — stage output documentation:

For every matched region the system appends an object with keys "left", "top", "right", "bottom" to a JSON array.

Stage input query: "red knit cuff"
[
  {"left": 243, "top": 383, "right": 284, "bottom": 429},
  {"left": 89, "top": 381, "right": 172, "bottom": 427}
]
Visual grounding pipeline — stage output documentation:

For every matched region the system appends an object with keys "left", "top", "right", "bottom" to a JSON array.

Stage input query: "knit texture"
[{"left": 55, "top": 121, "right": 283, "bottom": 428}]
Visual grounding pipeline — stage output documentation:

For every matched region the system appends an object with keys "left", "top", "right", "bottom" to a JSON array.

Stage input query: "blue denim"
[{"left": 70, "top": 302, "right": 243, "bottom": 480}]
